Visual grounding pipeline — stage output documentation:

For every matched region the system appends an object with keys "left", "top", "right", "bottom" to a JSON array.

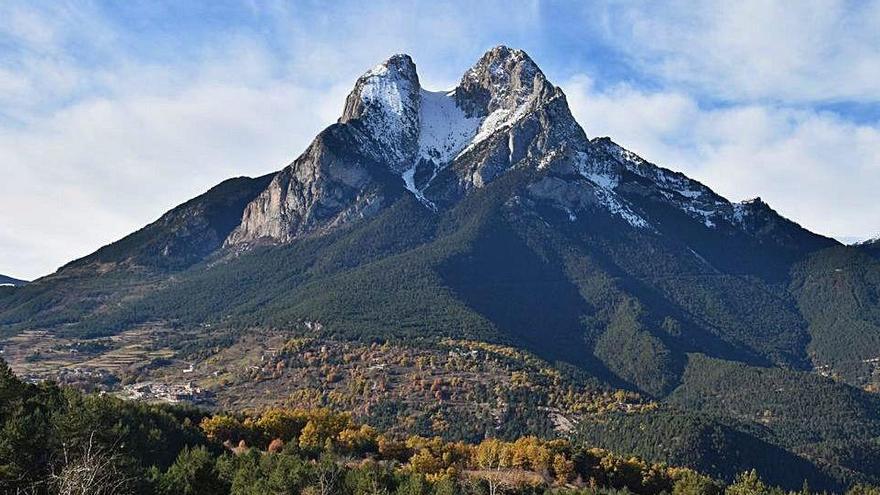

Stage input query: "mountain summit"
[
  {"left": 3, "top": 46, "right": 880, "bottom": 489},
  {"left": 225, "top": 46, "right": 831, "bottom": 253},
  {"left": 226, "top": 46, "right": 583, "bottom": 244}
]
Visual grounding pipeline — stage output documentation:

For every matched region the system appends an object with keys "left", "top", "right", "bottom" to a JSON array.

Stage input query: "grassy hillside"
[{"left": 0, "top": 174, "right": 273, "bottom": 336}]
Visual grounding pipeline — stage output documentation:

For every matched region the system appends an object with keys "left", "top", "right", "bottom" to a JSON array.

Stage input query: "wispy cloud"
[{"left": 599, "top": 0, "right": 880, "bottom": 103}]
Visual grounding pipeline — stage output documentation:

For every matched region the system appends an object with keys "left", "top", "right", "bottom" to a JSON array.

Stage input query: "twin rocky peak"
[
  {"left": 225, "top": 45, "right": 781, "bottom": 247},
  {"left": 226, "top": 46, "right": 588, "bottom": 245}
]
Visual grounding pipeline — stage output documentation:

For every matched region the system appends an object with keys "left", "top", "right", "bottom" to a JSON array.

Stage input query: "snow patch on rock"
[
  {"left": 574, "top": 151, "right": 620, "bottom": 189},
  {"left": 590, "top": 139, "right": 736, "bottom": 229},
  {"left": 570, "top": 151, "right": 648, "bottom": 228},
  {"left": 592, "top": 186, "right": 650, "bottom": 229},
  {"left": 583, "top": 172, "right": 617, "bottom": 190},
  {"left": 461, "top": 103, "right": 532, "bottom": 155},
  {"left": 401, "top": 165, "right": 436, "bottom": 210},
  {"left": 346, "top": 56, "right": 420, "bottom": 172}
]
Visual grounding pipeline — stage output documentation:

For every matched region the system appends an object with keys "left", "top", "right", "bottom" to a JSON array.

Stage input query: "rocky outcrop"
[
  {"left": 339, "top": 54, "right": 421, "bottom": 174},
  {"left": 226, "top": 56, "right": 421, "bottom": 245},
  {"left": 225, "top": 124, "right": 392, "bottom": 245},
  {"left": 422, "top": 46, "right": 588, "bottom": 207}
]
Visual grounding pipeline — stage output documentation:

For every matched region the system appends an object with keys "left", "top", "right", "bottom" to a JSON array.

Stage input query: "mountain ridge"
[
  {"left": 0, "top": 45, "right": 878, "bottom": 489},
  {"left": 0, "top": 45, "right": 852, "bottom": 389},
  {"left": 214, "top": 45, "right": 839, "bottom": 258}
]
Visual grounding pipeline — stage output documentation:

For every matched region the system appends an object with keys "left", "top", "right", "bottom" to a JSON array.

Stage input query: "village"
[{"left": 118, "top": 380, "right": 211, "bottom": 405}]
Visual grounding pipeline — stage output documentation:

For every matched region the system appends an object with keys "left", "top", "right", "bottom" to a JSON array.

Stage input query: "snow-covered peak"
[
  {"left": 342, "top": 54, "right": 420, "bottom": 121},
  {"left": 454, "top": 46, "right": 559, "bottom": 154},
  {"left": 340, "top": 54, "right": 421, "bottom": 172},
  {"left": 365, "top": 54, "right": 418, "bottom": 78},
  {"left": 336, "top": 47, "right": 580, "bottom": 206},
  {"left": 394, "top": 47, "right": 572, "bottom": 204},
  {"left": 457, "top": 46, "right": 550, "bottom": 115}
]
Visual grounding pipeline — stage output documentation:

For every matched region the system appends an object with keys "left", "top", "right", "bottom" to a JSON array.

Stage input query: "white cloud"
[
  {"left": 602, "top": 0, "right": 880, "bottom": 103},
  {"left": 0, "top": 52, "right": 348, "bottom": 280},
  {"left": 563, "top": 75, "right": 880, "bottom": 241},
  {"left": 0, "top": 3, "right": 369, "bottom": 280}
]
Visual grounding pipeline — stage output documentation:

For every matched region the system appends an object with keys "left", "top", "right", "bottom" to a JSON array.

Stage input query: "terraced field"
[{"left": 0, "top": 325, "right": 178, "bottom": 385}]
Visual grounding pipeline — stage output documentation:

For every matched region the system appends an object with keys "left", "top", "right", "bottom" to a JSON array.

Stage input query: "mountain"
[
  {"left": 856, "top": 236, "right": 880, "bottom": 259},
  {"left": 0, "top": 275, "right": 27, "bottom": 287},
  {"left": 2, "top": 46, "right": 880, "bottom": 490}
]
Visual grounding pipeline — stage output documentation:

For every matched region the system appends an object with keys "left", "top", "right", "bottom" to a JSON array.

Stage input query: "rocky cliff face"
[
  {"left": 226, "top": 54, "right": 424, "bottom": 245},
  {"left": 224, "top": 124, "right": 393, "bottom": 245},
  {"left": 422, "top": 46, "right": 587, "bottom": 207},
  {"left": 339, "top": 54, "right": 422, "bottom": 173}
]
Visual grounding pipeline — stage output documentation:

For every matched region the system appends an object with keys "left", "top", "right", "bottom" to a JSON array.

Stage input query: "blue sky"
[{"left": 1, "top": 0, "right": 879, "bottom": 279}]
